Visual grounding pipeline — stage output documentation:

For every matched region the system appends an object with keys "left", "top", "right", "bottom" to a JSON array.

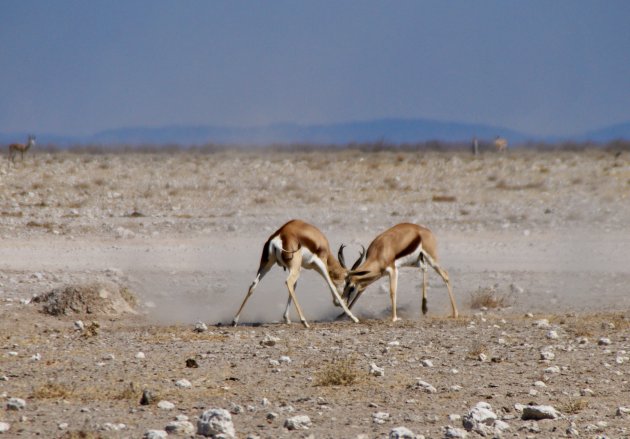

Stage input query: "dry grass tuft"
[
  {"left": 432, "top": 194, "right": 457, "bottom": 202},
  {"left": 469, "top": 286, "right": 510, "bottom": 309},
  {"left": 315, "top": 358, "right": 361, "bottom": 386},
  {"left": 466, "top": 342, "right": 489, "bottom": 360},
  {"left": 560, "top": 397, "right": 589, "bottom": 414},
  {"left": 32, "top": 381, "right": 73, "bottom": 399}
]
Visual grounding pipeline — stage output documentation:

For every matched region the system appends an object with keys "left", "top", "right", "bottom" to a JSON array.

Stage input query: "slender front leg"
[
  {"left": 421, "top": 263, "right": 428, "bottom": 315},
  {"left": 232, "top": 265, "right": 271, "bottom": 326},
  {"left": 282, "top": 280, "right": 297, "bottom": 324},
  {"left": 387, "top": 266, "right": 399, "bottom": 322},
  {"left": 285, "top": 268, "right": 309, "bottom": 328},
  {"left": 313, "top": 260, "right": 359, "bottom": 323}
]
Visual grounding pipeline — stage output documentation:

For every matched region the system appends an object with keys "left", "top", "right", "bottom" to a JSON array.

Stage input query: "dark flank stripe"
[{"left": 395, "top": 235, "right": 421, "bottom": 261}]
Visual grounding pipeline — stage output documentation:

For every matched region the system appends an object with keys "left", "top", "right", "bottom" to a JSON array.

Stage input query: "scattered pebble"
[
  {"left": 6, "top": 398, "right": 26, "bottom": 411},
  {"left": 165, "top": 420, "right": 194, "bottom": 435},
  {"left": 143, "top": 430, "right": 167, "bottom": 439},
  {"left": 175, "top": 379, "right": 192, "bottom": 388},
  {"left": 414, "top": 379, "right": 437, "bottom": 393},
  {"left": 369, "top": 363, "right": 385, "bottom": 377},
  {"left": 521, "top": 404, "right": 560, "bottom": 420},
  {"left": 372, "top": 412, "right": 390, "bottom": 424},
  {"left": 157, "top": 400, "right": 175, "bottom": 410},
  {"left": 197, "top": 408, "right": 236, "bottom": 438},
  {"left": 284, "top": 415, "right": 312, "bottom": 430},
  {"left": 389, "top": 426, "right": 416, "bottom": 439}
]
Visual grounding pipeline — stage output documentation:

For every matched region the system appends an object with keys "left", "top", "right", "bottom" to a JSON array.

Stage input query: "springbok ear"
[
  {"left": 350, "top": 245, "right": 366, "bottom": 270},
  {"left": 338, "top": 244, "right": 347, "bottom": 269}
]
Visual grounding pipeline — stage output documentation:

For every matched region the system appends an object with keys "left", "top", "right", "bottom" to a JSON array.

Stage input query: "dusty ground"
[{"left": 0, "top": 149, "right": 629, "bottom": 438}]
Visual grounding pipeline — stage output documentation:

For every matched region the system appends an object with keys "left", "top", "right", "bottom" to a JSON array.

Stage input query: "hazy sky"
[{"left": 1, "top": 1, "right": 629, "bottom": 137}]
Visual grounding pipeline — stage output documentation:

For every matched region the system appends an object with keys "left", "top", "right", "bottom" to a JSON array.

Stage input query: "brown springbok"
[
  {"left": 8, "top": 135, "right": 36, "bottom": 163},
  {"left": 232, "top": 219, "right": 363, "bottom": 328},
  {"left": 494, "top": 136, "right": 508, "bottom": 152},
  {"left": 342, "top": 223, "right": 458, "bottom": 322}
]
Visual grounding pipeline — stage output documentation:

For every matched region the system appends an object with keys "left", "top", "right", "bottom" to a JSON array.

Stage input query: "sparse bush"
[
  {"left": 315, "top": 358, "right": 361, "bottom": 386},
  {"left": 560, "top": 397, "right": 589, "bottom": 414},
  {"left": 469, "top": 286, "right": 510, "bottom": 309},
  {"left": 32, "top": 381, "right": 73, "bottom": 399}
]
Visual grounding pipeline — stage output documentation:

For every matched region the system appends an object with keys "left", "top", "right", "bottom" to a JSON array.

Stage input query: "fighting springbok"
[
  {"left": 342, "top": 223, "right": 458, "bottom": 322},
  {"left": 494, "top": 136, "right": 508, "bottom": 152},
  {"left": 232, "top": 219, "right": 363, "bottom": 328},
  {"left": 8, "top": 135, "right": 36, "bottom": 163}
]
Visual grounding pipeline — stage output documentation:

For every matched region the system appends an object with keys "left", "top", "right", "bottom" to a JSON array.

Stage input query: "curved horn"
[
  {"left": 351, "top": 245, "right": 366, "bottom": 270},
  {"left": 338, "top": 244, "right": 347, "bottom": 269}
]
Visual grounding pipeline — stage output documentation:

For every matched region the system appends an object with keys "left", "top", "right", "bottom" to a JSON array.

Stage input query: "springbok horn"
[
  {"left": 338, "top": 244, "right": 347, "bottom": 269},
  {"left": 351, "top": 245, "right": 366, "bottom": 270}
]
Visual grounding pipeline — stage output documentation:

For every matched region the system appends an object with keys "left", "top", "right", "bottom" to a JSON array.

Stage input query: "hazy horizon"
[{"left": 1, "top": 1, "right": 629, "bottom": 138}]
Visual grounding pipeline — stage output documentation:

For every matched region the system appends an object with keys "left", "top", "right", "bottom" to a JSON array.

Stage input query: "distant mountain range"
[{"left": 1, "top": 118, "right": 629, "bottom": 147}]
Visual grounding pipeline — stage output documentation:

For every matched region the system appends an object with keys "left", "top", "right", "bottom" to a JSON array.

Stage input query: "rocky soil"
[{"left": 1, "top": 148, "right": 629, "bottom": 438}]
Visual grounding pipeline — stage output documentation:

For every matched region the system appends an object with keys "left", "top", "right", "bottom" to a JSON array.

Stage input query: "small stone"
[
  {"left": 268, "top": 359, "right": 280, "bottom": 367},
  {"left": 443, "top": 425, "right": 468, "bottom": 438},
  {"left": 260, "top": 335, "right": 280, "bottom": 346},
  {"left": 414, "top": 379, "right": 437, "bottom": 393},
  {"left": 143, "top": 430, "right": 167, "bottom": 439},
  {"left": 534, "top": 319, "right": 550, "bottom": 328},
  {"left": 0, "top": 422, "right": 9, "bottom": 433},
  {"left": 389, "top": 426, "right": 416, "bottom": 439},
  {"left": 580, "top": 388, "right": 594, "bottom": 396},
  {"left": 30, "top": 353, "right": 41, "bottom": 361},
  {"left": 186, "top": 358, "right": 199, "bottom": 368},
  {"left": 521, "top": 404, "right": 560, "bottom": 420},
  {"left": 284, "top": 415, "right": 312, "bottom": 430},
  {"left": 140, "top": 389, "right": 154, "bottom": 406},
  {"left": 165, "top": 421, "right": 195, "bottom": 435},
  {"left": 533, "top": 380, "right": 547, "bottom": 387},
  {"left": 463, "top": 401, "right": 497, "bottom": 431},
  {"left": 101, "top": 423, "right": 126, "bottom": 431},
  {"left": 197, "top": 408, "right": 236, "bottom": 438},
  {"left": 135, "top": 352, "right": 145, "bottom": 359},
  {"left": 157, "top": 400, "right": 175, "bottom": 410},
  {"left": 598, "top": 337, "right": 611, "bottom": 346},
  {"left": 6, "top": 398, "right": 26, "bottom": 411},
  {"left": 370, "top": 363, "right": 385, "bottom": 377},
  {"left": 193, "top": 321, "right": 208, "bottom": 332},
  {"left": 544, "top": 366, "right": 561, "bottom": 374},
  {"left": 617, "top": 406, "right": 630, "bottom": 416},
  {"left": 74, "top": 320, "right": 85, "bottom": 331},
  {"left": 540, "top": 350, "right": 555, "bottom": 360},
  {"left": 266, "top": 412, "right": 279, "bottom": 420},
  {"left": 175, "top": 379, "right": 192, "bottom": 388},
  {"left": 229, "top": 402, "right": 243, "bottom": 414},
  {"left": 546, "top": 330, "right": 559, "bottom": 339},
  {"left": 420, "top": 359, "right": 434, "bottom": 368},
  {"left": 279, "top": 355, "right": 292, "bottom": 364},
  {"left": 448, "top": 414, "right": 462, "bottom": 422},
  {"left": 372, "top": 412, "right": 390, "bottom": 424},
  {"left": 478, "top": 353, "right": 487, "bottom": 362},
  {"left": 58, "top": 422, "right": 69, "bottom": 430}
]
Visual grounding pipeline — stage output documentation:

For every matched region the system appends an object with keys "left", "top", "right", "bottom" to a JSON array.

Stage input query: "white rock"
[
  {"left": 389, "top": 426, "right": 416, "bottom": 439},
  {"left": 372, "top": 412, "right": 390, "bottom": 424},
  {"left": 463, "top": 401, "right": 497, "bottom": 431},
  {"left": 279, "top": 355, "right": 292, "bottom": 364},
  {"left": 388, "top": 340, "right": 400, "bottom": 346},
  {"left": 420, "top": 359, "right": 434, "bottom": 368},
  {"left": 157, "top": 400, "right": 175, "bottom": 410},
  {"left": 540, "top": 350, "right": 555, "bottom": 360},
  {"left": 143, "top": 430, "right": 167, "bottom": 439},
  {"left": 260, "top": 335, "right": 280, "bottom": 346},
  {"left": 6, "top": 398, "right": 26, "bottom": 410},
  {"left": 598, "top": 337, "right": 611, "bottom": 346},
  {"left": 284, "top": 415, "right": 312, "bottom": 430},
  {"left": 268, "top": 359, "right": 280, "bottom": 367},
  {"left": 478, "top": 353, "right": 487, "bottom": 362},
  {"left": 175, "top": 379, "right": 192, "bottom": 388},
  {"left": 494, "top": 419, "right": 511, "bottom": 433},
  {"left": 58, "top": 423, "right": 68, "bottom": 430},
  {"left": 533, "top": 380, "right": 547, "bottom": 387},
  {"left": 165, "top": 420, "right": 195, "bottom": 435},
  {"left": 443, "top": 425, "right": 468, "bottom": 438},
  {"left": 30, "top": 353, "right": 41, "bottom": 361},
  {"left": 101, "top": 423, "right": 126, "bottom": 431},
  {"left": 544, "top": 366, "right": 561, "bottom": 374},
  {"left": 175, "top": 415, "right": 189, "bottom": 422},
  {"left": 546, "top": 330, "right": 559, "bottom": 339},
  {"left": 534, "top": 319, "right": 550, "bottom": 328},
  {"left": 414, "top": 379, "right": 437, "bottom": 393},
  {"left": 135, "top": 352, "right": 145, "bottom": 359},
  {"left": 617, "top": 406, "right": 630, "bottom": 416},
  {"left": 370, "top": 363, "right": 385, "bottom": 377},
  {"left": 521, "top": 404, "right": 560, "bottom": 420},
  {"left": 194, "top": 321, "right": 208, "bottom": 333},
  {"left": 0, "top": 422, "right": 10, "bottom": 433},
  {"left": 74, "top": 320, "right": 85, "bottom": 331},
  {"left": 197, "top": 408, "right": 236, "bottom": 438},
  {"left": 580, "top": 388, "right": 594, "bottom": 396},
  {"left": 229, "top": 402, "right": 243, "bottom": 414}
]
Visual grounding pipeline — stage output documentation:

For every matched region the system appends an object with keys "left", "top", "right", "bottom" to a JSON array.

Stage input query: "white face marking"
[{"left": 394, "top": 244, "right": 423, "bottom": 268}]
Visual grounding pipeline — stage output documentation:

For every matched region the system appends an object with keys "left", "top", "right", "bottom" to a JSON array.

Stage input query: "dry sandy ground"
[{"left": 0, "top": 149, "right": 629, "bottom": 438}]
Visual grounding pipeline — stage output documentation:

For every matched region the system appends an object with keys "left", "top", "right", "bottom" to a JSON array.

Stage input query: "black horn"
[
  {"left": 351, "top": 245, "right": 366, "bottom": 270},
  {"left": 338, "top": 244, "right": 347, "bottom": 269}
]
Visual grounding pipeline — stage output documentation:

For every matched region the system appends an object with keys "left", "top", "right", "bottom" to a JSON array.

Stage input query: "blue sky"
[{"left": 1, "top": 1, "right": 629, "bottom": 137}]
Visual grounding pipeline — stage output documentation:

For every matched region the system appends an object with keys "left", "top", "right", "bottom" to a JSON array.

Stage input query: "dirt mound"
[{"left": 33, "top": 281, "right": 137, "bottom": 316}]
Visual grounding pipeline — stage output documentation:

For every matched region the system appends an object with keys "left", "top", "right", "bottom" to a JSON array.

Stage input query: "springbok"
[
  {"left": 8, "top": 135, "right": 36, "bottom": 163},
  {"left": 342, "top": 223, "right": 458, "bottom": 322},
  {"left": 494, "top": 136, "right": 508, "bottom": 152},
  {"left": 232, "top": 219, "right": 363, "bottom": 328}
]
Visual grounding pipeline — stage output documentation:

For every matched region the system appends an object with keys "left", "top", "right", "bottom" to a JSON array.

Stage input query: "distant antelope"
[
  {"left": 8, "top": 135, "right": 36, "bottom": 163},
  {"left": 342, "top": 223, "right": 458, "bottom": 322},
  {"left": 494, "top": 136, "right": 508, "bottom": 152},
  {"left": 232, "top": 219, "right": 364, "bottom": 328}
]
